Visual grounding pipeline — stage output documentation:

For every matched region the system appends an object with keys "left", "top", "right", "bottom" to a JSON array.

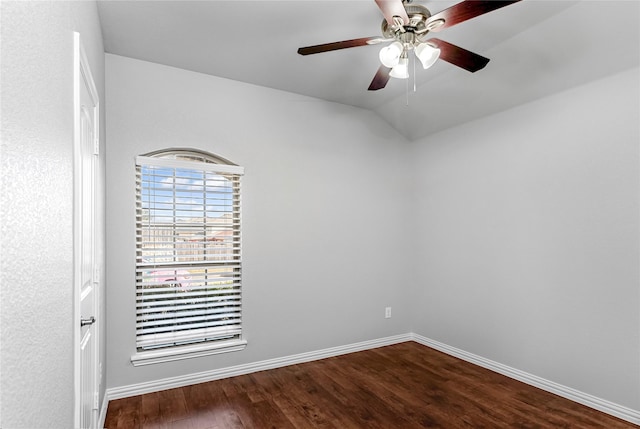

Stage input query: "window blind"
[{"left": 135, "top": 155, "right": 243, "bottom": 351}]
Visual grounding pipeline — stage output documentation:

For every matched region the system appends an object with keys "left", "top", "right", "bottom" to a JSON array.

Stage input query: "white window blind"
[{"left": 135, "top": 153, "right": 244, "bottom": 352}]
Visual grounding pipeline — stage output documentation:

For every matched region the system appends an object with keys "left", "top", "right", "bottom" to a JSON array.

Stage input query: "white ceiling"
[{"left": 97, "top": 0, "right": 639, "bottom": 141}]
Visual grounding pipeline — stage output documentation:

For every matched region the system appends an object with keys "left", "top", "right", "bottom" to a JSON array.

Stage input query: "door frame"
[{"left": 73, "top": 31, "right": 100, "bottom": 429}]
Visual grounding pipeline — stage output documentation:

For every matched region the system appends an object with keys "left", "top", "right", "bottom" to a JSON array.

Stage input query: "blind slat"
[
  {"left": 136, "top": 326, "right": 242, "bottom": 349},
  {"left": 136, "top": 260, "right": 241, "bottom": 268},
  {"left": 137, "top": 303, "right": 241, "bottom": 314},
  {"left": 136, "top": 290, "right": 241, "bottom": 303},
  {"left": 137, "top": 318, "right": 241, "bottom": 336},
  {"left": 137, "top": 311, "right": 241, "bottom": 328}
]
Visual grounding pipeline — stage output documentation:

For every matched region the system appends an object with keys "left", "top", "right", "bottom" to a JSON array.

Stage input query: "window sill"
[{"left": 131, "top": 339, "right": 247, "bottom": 366}]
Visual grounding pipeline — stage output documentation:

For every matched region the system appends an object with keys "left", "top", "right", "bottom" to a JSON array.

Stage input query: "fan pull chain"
[
  {"left": 413, "top": 53, "right": 417, "bottom": 93},
  {"left": 405, "top": 76, "right": 409, "bottom": 106}
]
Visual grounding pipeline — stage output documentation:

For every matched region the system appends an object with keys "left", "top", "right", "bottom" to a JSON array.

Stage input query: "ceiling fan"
[{"left": 297, "top": 0, "right": 522, "bottom": 90}]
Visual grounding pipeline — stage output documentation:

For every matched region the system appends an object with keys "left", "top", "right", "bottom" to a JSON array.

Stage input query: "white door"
[{"left": 74, "top": 32, "right": 100, "bottom": 429}]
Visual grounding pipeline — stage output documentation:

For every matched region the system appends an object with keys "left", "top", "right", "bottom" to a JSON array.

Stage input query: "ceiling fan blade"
[
  {"left": 426, "top": 0, "right": 522, "bottom": 32},
  {"left": 368, "top": 65, "right": 392, "bottom": 91},
  {"left": 428, "top": 38, "right": 489, "bottom": 72},
  {"left": 298, "top": 37, "right": 380, "bottom": 55},
  {"left": 375, "top": 0, "right": 409, "bottom": 25}
]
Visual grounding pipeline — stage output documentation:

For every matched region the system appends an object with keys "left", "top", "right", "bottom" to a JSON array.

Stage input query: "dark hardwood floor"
[{"left": 104, "top": 341, "right": 637, "bottom": 428}]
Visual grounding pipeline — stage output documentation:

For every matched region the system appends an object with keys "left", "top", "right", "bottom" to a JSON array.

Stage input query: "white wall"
[
  {"left": 105, "top": 54, "right": 412, "bottom": 388},
  {"left": 409, "top": 67, "right": 640, "bottom": 409},
  {"left": 0, "top": 1, "right": 106, "bottom": 427}
]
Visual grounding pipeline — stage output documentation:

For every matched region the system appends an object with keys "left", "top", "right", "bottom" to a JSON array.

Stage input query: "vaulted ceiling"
[{"left": 97, "top": 0, "right": 639, "bottom": 141}]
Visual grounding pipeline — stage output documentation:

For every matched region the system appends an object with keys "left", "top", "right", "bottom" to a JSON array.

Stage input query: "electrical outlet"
[{"left": 385, "top": 307, "right": 392, "bottom": 319}]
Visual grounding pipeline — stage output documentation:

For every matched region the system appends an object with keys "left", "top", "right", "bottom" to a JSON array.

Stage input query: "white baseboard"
[
  {"left": 106, "top": 333, "right": 412, "bottom": 400},
  {"left": 410, "top": 333, "right": 640, "bottom": 426},
  {"left": 104, "top": 332, "right": 640, "bottom": 426}
]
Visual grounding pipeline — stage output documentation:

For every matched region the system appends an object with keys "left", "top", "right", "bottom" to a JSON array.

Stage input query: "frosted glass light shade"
[
  {"left": 379, "top": 41, "right": 404, "bottom": 68},
  {"left": 389, "top": 57, "right": 409, "bottom": 79},
  {"left": 415, "top": 43, "right": 440, "bottom": 69}
]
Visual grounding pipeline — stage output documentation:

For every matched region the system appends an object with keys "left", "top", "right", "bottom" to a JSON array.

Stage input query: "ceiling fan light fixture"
[
  {"left": 379, "top": 41, "right": 404, "bottom": 68},
  {"left": 389, "top": 57, "right": 409, "bottom": 79},
  {"left": 415, "top": 42, "right": 440, "bottom": 69}
]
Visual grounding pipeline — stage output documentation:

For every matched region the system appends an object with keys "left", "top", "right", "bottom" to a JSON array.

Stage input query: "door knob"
[{"left": 80, "top": 316, "right": 96, "bottom": 327}]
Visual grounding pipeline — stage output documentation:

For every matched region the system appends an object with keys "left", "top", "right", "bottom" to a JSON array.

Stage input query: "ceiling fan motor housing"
[{"left": 381, "top": 4, "right": 433, "bottom": 43}]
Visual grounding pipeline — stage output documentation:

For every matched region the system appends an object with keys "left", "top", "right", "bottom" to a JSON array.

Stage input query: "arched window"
[{"left": 132, "top": 148, "right": 245, "bottom": 365}]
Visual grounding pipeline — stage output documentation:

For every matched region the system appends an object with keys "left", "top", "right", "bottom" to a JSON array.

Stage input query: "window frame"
[{"left": 131, "top": 149, "right": 246, "bottom": 366}]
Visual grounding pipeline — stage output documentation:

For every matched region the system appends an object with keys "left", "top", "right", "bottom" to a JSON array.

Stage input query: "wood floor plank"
[
  {"left": 321, "top": 358, "right": 440, "bottom": 427},
  {"left": 267, "top": 366, "right": 345, "bottom": 428},
  {"left": 105, "top": 395, "right": 142, "bottom": 428},
  {"left": 335, "top": 348, "right": 491, "bottom": 427},
  {"left": 105, "top": 342, "right": 638, "bottom": 429},
  {"left": 277, "top": 364, "right": 377, "bottom": 428},
  {"left": 186, "top": 379, "right": 244, "bottom": 429},
  {"left": 141, "top": 392, "right": 162, "bottom": 424},
  {"left": 157, "top": 387, "right": 189, "bottom": 423}
]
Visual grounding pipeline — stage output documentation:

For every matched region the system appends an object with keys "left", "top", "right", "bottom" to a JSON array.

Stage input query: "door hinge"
[
  {"left": 94, "top": 392, "right": 99, "bottom": 409},
  {"left": 93, "top": 265, "right": 100, "bottom": 280},
  {"left": 93, "top": 137, "right": 100, "bottom": 156}
]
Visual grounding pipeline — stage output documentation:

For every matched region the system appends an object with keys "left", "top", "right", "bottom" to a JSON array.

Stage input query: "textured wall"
[
  {"left": 409, "top": 67, "right": 640, "bottom": 409},
  {"left": 0, "top": 1, "right": 106, "bottom": 427}
]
